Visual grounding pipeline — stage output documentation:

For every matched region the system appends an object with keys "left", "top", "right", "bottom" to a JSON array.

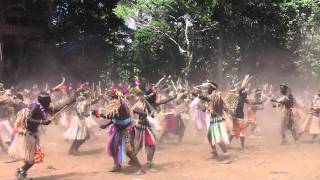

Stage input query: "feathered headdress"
[{"left": 111, "top": 87, "right": 123, "bottom": 98}]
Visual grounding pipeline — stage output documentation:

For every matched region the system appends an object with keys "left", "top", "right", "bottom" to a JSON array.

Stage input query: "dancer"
[
  {"left": 229, "top": 87, "right": 262, "bottom": 150},
  {"left": 64, "top": 89, "right": 99, "bottom": 155},
  {"left": 94, "top": 88, "right": 142, "bottom": 172},
  {"left": 299, "top": 90, "right": 320, "bottom": 143},
  {"left": 0, "top": 92, "right": 14, "bottom": 151},
  {"left": 189, "top": 94, "right": 210, "bottom": 132},
  {"left": 246, "top": 89, "right": 267, "bottom": 135},
  {"left": 0, "top": 90, "right": 26, "bottom": 151},
  {"left": 271, "top": 84, "right": 298, "bottom": 144},
  {"left": 159, "top": 89, "right": 188, "bottom": 143},
  {"left": 192, "top": 81, "right": 231, "bottom": 160},
  {"left": 9, "top": 90, "right": 76, "bottom": 179},
  {"left": 132, "top": 81, "right": 177, "bottom": 169}
]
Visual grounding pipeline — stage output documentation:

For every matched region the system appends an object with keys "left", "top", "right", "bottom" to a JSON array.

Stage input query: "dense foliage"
[{"left": 1, "top": 0, "right": 320, "bottom": 86}]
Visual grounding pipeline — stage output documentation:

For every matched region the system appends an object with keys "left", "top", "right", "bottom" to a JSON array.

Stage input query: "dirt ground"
[{"left": 1, "top": 106, "right": 320, "bottom": 180}]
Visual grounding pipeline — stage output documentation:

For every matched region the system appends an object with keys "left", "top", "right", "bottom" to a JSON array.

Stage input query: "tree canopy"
[{"left": 0, "top": 0, "right": 319, "bottom": 86}]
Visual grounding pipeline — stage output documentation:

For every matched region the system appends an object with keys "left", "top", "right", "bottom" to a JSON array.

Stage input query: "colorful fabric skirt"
[
  {"left": 133, "top": 124, "right": 156, "bottom": 155},
  {"left": 246, "top": 107, "right": 257, "bottom": 124},
  {"left": 163, "top": 113, "right": 177, "bottom": 133},
  {"left": 207, "top": 116, "right": 229, "bottom": 146},
  {"left": 232, "top": 119, "right": 245, "bottom": 138},
  {"left": 0, "top": 119, "right": 13, "bottom": 143},
  {"left": 8, "top": 128, "right": 44, "bottom": 164},
  {"left": 107, "top": 119, "right": 134, "bottom": 165}
]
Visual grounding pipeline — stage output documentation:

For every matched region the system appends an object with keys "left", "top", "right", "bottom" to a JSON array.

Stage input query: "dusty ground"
[{"left": 1, "top": 106, "right": 320, "bottom": 180}]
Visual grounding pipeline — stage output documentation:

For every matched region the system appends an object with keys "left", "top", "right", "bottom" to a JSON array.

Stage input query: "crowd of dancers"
[{"left": 0, "top": 75, "right": 319, "bottom": 179}]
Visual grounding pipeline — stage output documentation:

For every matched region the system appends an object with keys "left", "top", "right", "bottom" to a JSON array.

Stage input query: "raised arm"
[
  {"left": 198, "top": 95, "right": 210, "bottom": 102},
  {"left": 133, "top": 107, "right": 148, "bottom": 116},
  {"left": 245, "top": 98, "right": 262, "bottom": 105},
  {"left": 40, "top": 106, "right": 51, "bottom": 125},
  {"left": 50, "top": 93, "right": 76, "bottom": 114},
  {"left": 100, "top": 120, "right": 113, "bottom": 129},
  {"left": 91, "top": 110, "right": 113, "bottom": 129},
  {"left": 27, "top": 104, "right": 51, "bottom": 125},
  {"left": 191, "top": 89, "right": 210, "bottom": 102},
  {"left": 155, "top": 94, "right": 177, "bottom": 106}
]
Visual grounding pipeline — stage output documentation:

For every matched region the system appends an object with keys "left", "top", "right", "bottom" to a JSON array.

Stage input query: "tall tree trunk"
[
  {"left": 217, "top": 28, "right": 224, "bottom": 87},
  {"left": 0, "top": 1, "right": 5, "bottom": 81},
  {"left": 0, "top": 40, "right": 3, "bottom": 81},
  {"left": 184, "top": 52, "right": 193, "bottom": 78}
]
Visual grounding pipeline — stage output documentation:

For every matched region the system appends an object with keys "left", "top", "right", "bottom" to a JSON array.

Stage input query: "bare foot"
[
  {"left": 110, "top": 165, "right": 121, "bottom": 172},
  {"left": 135, "top": 168, "right": 146, "bottom": 175}
]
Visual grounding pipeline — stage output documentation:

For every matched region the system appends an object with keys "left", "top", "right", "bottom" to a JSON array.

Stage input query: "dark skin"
[
  {"left": 271, "top": 88, "right": 297, "bottom": 143},
  {"left": 191, "top": 87, "right": 231, "bottom": 114},
  {"left": 271, "top": 97, "right": 293, "bottom": 109},
  {"left": 132, "top": 91, "right": 177, "bottom": 168},
  {"left": 94, "top": 97, "right": 131, "bottom": 129},
  {"left": 133, "top": 93, "right": 177, "bottom": 119},
  {"left": 198, "top": 94, "right": 227, "bottom": 116},
  {"left": 25, "top": 94, "right": 77, "bottom": 133},
  {"left": 16, "top": 92, "right": 76, "bottom": 178},
  {"left": 159, "top": 92, "right": 188, "bottom": 143},
  {"left": 192, "top": 88, "right": 230, "bottom": 158},
  {"left": 93, "top": 96, "right": 142, "bottom": 170},
  {"left": 245, "top": 92, "right": 268, "bottom": 134},
  {"left": 230, "top": 92, "right": 263, "bottom": 150},
  {"left": 270, "top": 86, "right": 294, "bottom": 109}
]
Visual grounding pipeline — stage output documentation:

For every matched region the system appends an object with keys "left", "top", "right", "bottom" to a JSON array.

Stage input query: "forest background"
[{"left": 0, "top": 0, "right": 319, "bottom": 90}]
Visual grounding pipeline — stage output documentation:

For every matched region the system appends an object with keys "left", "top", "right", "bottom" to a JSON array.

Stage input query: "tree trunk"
[
  {"left": 0, "top": 41, "right": 3, "bottom": 81},
  {"left": 217, "top": 29, "right": 224, "bottom": 87},
  {"left": 0, "top": 1, "right": 5, "bottom": 81}
]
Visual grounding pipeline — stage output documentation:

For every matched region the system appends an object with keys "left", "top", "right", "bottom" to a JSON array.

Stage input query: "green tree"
[{"left": 52, "top": 0, "right": 126, "bottom": 80}]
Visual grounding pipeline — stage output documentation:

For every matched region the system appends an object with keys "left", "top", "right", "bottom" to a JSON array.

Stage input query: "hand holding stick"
[{"left": 155, "top": 75, "right": 166, "bottom": 87}]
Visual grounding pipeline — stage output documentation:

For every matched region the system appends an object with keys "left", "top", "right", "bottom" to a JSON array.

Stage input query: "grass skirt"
[
  {"left": 300, "top": 113, "right": 320, "bottom": 134},
  {"left": 207, "top": 116, "right": 229, "bottom": 146},
  {"left": 64, "top": 116, "right": 91, "bottom": 140},
  {"left": 8, "top": 128, "right": 43, "bottom": 163},
  {"left": 0, "top": 119, "right": 13, "bottom": 143}
]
